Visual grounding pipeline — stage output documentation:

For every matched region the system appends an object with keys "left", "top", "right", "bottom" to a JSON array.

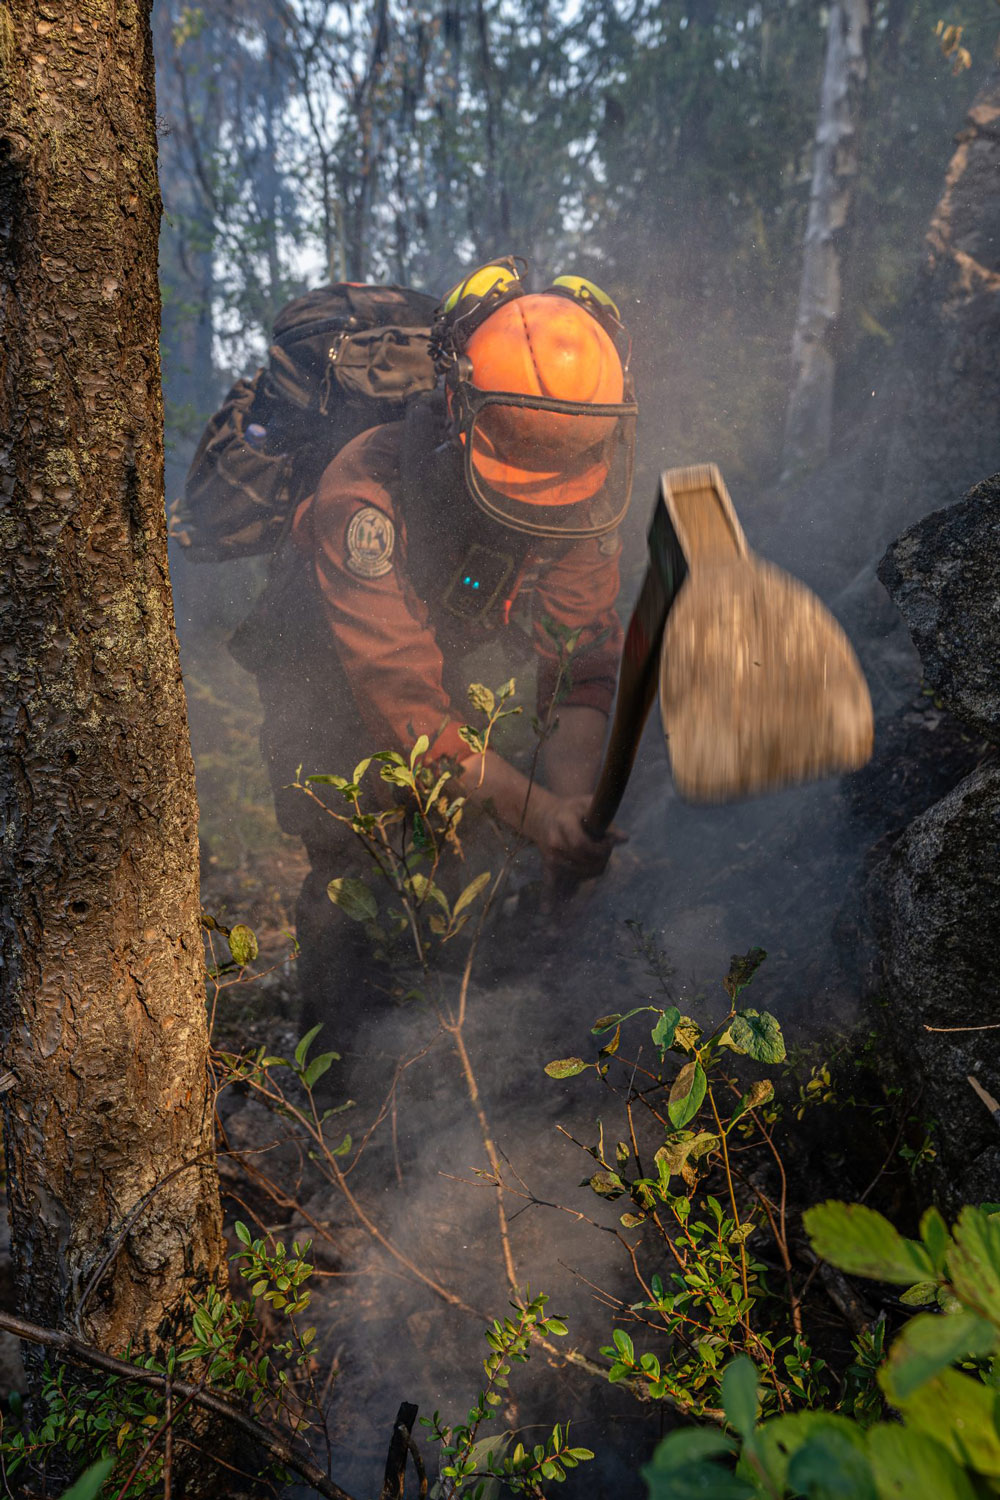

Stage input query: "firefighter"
[{"left": 230, "top": 260, "right": 638, "bottom": 1039}]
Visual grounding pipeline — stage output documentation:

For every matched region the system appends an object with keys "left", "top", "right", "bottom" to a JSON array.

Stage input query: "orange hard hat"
[{"left": 463, "top": 293, "right": 625, "bottom": 508}]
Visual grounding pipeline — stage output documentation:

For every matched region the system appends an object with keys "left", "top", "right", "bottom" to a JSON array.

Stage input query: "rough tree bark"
[
  {"left": 782, "top": 0, "right": 870, "bottom": 474},
  {"left": 0, "top": 0, "right": 225, "bottom": 1369}
]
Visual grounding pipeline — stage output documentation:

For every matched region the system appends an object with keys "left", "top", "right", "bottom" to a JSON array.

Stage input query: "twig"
[
  {"left": 0, "top": 1309, "right": 356, "bottom": 1500},
  {"left": 923, "top": 1022, "right": 1000, "bottom": 1032},
  {"left": 244, "top": 1070, "right": 479, "bottom": 1316},
  {"left": 113, "top": 1370, "right": 204, "bottom": 1500},
  {"left": 858, "top": 1092, "right": 920, "bottom": 1204}
]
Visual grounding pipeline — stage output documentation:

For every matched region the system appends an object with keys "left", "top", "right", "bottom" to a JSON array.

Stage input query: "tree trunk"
[
  {"left": 0, "top": 0, "right": 225, "bottom": 1371},
  {"left": 878, "top": 60, "right": 1000, "bottom": 539},
  {"left": 782, "top": 0, "right": 870, "bottom": 474}
]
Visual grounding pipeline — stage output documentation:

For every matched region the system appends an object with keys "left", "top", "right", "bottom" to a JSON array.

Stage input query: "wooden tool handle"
[{"left": 582, "top": 494, "right": 688, "bottom": 840}]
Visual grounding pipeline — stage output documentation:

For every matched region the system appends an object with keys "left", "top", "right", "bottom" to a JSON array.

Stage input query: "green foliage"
[
  {"left": 548, "top": 940, "right": 828, "bottom": 1419},
  {"left": 293, "top": 680, "right": 531, "bottom": 971},
  {"left": 2, "top": 1229, "right": 321, "bottom": 1495},
  {"left": 3, "top": 1360, "right": 168, "bottom": 1497},
  {"left": 422, "top": 1291, "right": 594, "bottom": 1497},
  {"left": 58, "top": 1460, "right": 117, "bottom": 1500},
  {"left": 642, "top": 1203, "right": 1000, "bottom": 1499}
]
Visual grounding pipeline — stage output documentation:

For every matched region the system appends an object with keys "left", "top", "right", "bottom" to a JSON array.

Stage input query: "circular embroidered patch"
[{"left": 345, "top": 506, "right": 395, "bottom": 579}]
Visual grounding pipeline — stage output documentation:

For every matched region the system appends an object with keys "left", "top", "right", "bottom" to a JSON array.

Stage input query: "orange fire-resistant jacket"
[{"left": 291, "top": 419, "right": 624, "bottom": 763}]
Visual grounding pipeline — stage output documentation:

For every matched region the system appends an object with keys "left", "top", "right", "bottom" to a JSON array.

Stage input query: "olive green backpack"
[{"left": 175, "top": 283, "right": 438, "bottom": 562}]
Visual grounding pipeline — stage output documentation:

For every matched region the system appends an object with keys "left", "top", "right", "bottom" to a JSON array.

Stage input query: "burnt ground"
[
  {"left": 170, "top": 444, "right": 1000, "bottom": 1500},
  {"left": 188, "top": 660, "right": 994, "bottom": 1500}
]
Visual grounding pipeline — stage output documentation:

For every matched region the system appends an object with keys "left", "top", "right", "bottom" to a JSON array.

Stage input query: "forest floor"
[{"left": 174, "top": 551, "right": 996, "bottom": 1497}]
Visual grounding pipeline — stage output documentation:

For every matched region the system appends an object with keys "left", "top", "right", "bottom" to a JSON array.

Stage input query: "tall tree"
[
  {"left": 782, "top": 0, "right": 871, "bottom": 473},
  {"left": 878, "top": 54, "right": 1000, "bottom": 542},
  {"left": 0, "top": 0, "right": 225, "bottom": 1368}
]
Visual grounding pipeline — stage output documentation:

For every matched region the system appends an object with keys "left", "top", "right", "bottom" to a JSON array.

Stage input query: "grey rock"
[
  {"left": 866, "top": 763, "right": 1000, "bottom": 1208},
  {"left": 878, "top": 473, "right": 1000, "bottom": 743}
]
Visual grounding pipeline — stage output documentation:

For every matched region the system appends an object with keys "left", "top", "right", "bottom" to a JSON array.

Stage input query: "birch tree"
[{"left": 782, "top": 0, "right": 871, "bottom": 474}]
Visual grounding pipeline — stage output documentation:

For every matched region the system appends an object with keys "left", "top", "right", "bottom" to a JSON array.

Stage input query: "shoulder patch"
[{"left": 345, "top": 506, "right": 395, "bottom": 579}]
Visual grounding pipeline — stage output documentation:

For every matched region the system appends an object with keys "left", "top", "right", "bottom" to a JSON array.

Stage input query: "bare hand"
[{"left": 531, "top": 793, "right": 627, "bottom": 879}]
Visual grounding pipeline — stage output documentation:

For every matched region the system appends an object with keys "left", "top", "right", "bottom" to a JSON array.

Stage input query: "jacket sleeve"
[
  {"left": 292, "top": 424, "right": 471, "bottom": 763},
  {"left": 532, "top": 535, "right": 624, "bottom": 719}
]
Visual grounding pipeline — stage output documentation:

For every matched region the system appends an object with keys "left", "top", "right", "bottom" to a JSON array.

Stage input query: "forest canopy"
[{"left": 157, "top": 0, "right": 997, "bottom": 491}]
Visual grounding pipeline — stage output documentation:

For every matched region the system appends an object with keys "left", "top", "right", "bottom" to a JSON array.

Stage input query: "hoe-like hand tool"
[{"left": 582, "top": 464, "right": 874, "bottom": 839}]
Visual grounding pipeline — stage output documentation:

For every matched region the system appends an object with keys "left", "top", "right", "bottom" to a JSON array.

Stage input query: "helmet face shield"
[{"left": 456, "top": 385, "right": 637, "bottom": 539}]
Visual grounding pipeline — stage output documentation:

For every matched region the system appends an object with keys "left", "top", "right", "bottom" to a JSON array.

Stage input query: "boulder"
[
  {"left": 878, "top": 473, "right": 1000, "bottom": 744},
  {"left": 866, "top": 763, "right": 1000, "bottom": 1207}
]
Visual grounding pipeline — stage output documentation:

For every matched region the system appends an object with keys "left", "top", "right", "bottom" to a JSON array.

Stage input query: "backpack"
[{"left": 175, "top": 283, "right": 439, "bottom": 562}]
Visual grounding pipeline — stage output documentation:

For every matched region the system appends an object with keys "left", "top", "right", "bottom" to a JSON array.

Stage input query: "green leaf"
[
  {"left": 646, "top": 1428, "right": 738, "bottom": 1470},
  {"left": 651, "top": 1007, "right": 681, "bottom": 1053},
  {"left": 920, "top": 1206, "right": 951, "bottom": 1276},
  {"left": 227, "top": 923, "right": 259, "bottom": 967},
  {"left": 331, "top": 1133, "right": 352, "bottom": 1158},
  {"left": 591, "top": 1006, "right": 656, "bottom": 1034},
  {"left": 352, "top": 757, "right": 372, "bottom": 784},
  {"left": 883, "top": 1310, "right": 997, "bottom": 1399},
  {"left": 453, "top": 870, "right": 491, "bottom": 917},
  {"left": 303, "top": 1051, "right": 339, "bottom": 1089},
  {"left": 881, "top": 1364, "right": 1000, "bottom": 1475},
  {"left": 467, "top": 683, "right": 495, "bottom": 716},
  {"left": 589, "top": 1169, "right": 625, "bottom": 1199},
  {"left": 644, "top": 1425, "right": 751, "bottom": 1499},
  {"left": 326, "top": 877, "right": 378, "bottom": 923},
  {"left": 544, "top": 1057, "right": 589, "bottom": 1079},
  {"left": 746, "top": 1413, "right": 867, "bottom": 1496},
  {"left": 947, "top": 1206, "right": 1000, "bottom": 1325},
  {"left": 721, "top": 1356, "right": 759, "bottom": 1439},
  {"left": 724, "top": 946, "right": 767, "bottom": 999},
  {"left": 57, "top": 1460, "right": 117, "bottom": 1500},
  {"left": 613, "top": 1328, "right": 635, "bottom": 1361},
  {"left": 727, "top": 1009, "right": 785, "bottom": 1063},
  {"left": 900, "top": 1282, "right": 939, "bottom": 1307},
  {"left": 672, "top": 1015, "right": 703, "bottom": 1052},
  {"left": 867, "top": 1423, "right": 980, "bottom": 1500},
  {"left": 656, "top": 1131, "right": 719, "bottom": 1180},
  {"left": 457, "top": 725, "right": 486, "bottom": 755},
  {"left": 235, "top": 1220, "right": 252, "bottom": 1247},
  {"left": 410, "top": 733, "right": 430, "bottom": 767},
  {"left": 787, "top": 1428, "right": 878, "bottom": 1500},
  {"left": 803, "top": 1202, "right": 934, "bottom": 1285},
  {"left": 294, "top": 1024, "right": 323, "bottom": 1067},
  {"left": 668, "top": 1060, "right": 707, "bottom": 1129},
  {"left": 727, "top": 1078, "right": 775, "bottom": 1129}
]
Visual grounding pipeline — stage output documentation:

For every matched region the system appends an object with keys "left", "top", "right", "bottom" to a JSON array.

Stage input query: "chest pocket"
[{"left": 399, "top": 395, "right": 537, "bottom": 634}]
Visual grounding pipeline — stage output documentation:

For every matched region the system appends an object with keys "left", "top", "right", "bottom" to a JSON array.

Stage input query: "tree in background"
[
  {"left": 0, "top": 0, "right": 225, "bottom": 1373},
  {"left": 154, "top": 0, "right": 999, "bottom": 502},
  {"left": 782, "top": 0, "right": 872, "bottom": 474}
]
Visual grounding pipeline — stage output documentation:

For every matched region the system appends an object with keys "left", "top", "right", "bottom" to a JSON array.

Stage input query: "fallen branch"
[
  {"left": 0, "top": 1310, "right": 355, "bottom": 1500},
  {"left": 923, "top": 1022, "right": 1000, "bottom": 1032}
]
